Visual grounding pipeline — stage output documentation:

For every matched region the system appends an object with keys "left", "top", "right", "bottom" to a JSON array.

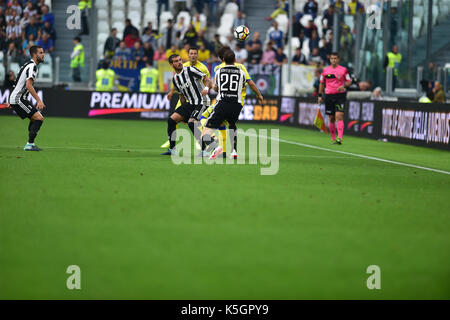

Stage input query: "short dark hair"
[
  {"left": 188, "top": 46, "right": 198, "bottom": 53},
  {"left": 223, "top": 50, "right": 235, "bottom": 64},
  {"left": 330, "top": 52, "right": 340, "bottom": 58},
  {"left": 74, "top": 36, "right": 81, "bottom": 42},
  {"left": 218, "top": 46, "right": 231, "bottom": 60},
  {"left": 168, "top": 54, "right": 180, "bottom": 64},
  {"left": 29, "top": 45, "right": 43, "bottom": 56},
  {"left": 102, "top": 60, "right": 109, "bottom": 69}
]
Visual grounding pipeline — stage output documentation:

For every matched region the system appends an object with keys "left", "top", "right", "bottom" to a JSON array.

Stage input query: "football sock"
[
  {"left": 202, "top": 133, "right": 218, "bottom": 152},
  {"left": 219, "top": 126, "right": 227, "bottom": 153},
  {"left": 337, "top": 120, "right": 344, "bottom": 140},
  {"left": 229, "top": 124, "right": 237, "bottom": 151},
  {"left": 28, "top": 120, "right": 43, "bottom": 144},
  {"left": 167, "top": 118, "right": 177, "bottom": 149},
  {"left": 329, "top": 122, "right": 336, "bottom": 141}
]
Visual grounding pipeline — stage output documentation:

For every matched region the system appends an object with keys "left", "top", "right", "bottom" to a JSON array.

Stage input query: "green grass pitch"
[{"left": 0, "top": 115, "right": 449, "bottom": 299}]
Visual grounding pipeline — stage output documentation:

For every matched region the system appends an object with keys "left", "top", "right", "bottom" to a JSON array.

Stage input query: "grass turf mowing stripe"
[{"left": 249, "top": 133, "right": 450, "bottom": 176}]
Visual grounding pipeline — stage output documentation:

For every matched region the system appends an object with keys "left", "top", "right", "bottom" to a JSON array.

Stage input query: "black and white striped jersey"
[
  {"left": 172, "top": 66, "right": 209, "bottom": 106},
  {"left": 9, "top": 59, "right": 38, "bottom": 103},
  {"left": 215, "top": 65, "right": 246, "bottom": 104}
]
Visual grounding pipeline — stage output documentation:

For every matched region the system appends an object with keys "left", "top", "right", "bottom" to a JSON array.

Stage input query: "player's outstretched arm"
[
  {"left": 167, "top": 87, "right": 176, "bottom": 101},
  {"left": 248, "top": 80, "right": 264, "bottom": 105},
  {"left": 26, "top": 78, "right": 45, "bottom": 110}
]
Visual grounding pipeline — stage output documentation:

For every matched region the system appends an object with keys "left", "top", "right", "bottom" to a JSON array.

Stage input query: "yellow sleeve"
[{"left": 236, "top": 63, "right": 251, "bottom": 81}]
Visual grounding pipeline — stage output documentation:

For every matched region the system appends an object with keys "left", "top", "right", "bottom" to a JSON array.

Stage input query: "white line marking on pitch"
[{"left": 252, "top": 135, "right": 450, "bottom": 176}]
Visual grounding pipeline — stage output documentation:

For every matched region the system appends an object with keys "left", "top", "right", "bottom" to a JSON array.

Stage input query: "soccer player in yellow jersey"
[
  {"left": 162, "top": 46, "right": 211, "bottom": 155},
  {"left": 199, "top": 46, "right": 262, "bottom": 159}
]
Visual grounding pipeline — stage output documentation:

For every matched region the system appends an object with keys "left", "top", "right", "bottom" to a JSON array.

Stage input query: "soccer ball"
[{"left": 234, "top": 25, "right": 250, "bottom": 41}]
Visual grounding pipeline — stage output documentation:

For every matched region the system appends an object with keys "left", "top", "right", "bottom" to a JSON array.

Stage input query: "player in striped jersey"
[
  {"left": 202, "top": 50, "right": 263, "bottom": 159},
  {"left": 8, "top": 46, "right": 46, "bottom": 151},
  {"left": 162, "top": 54, "right": 212, "bottom": 156},
  {"left": 161, "top": 46, "right": 211, "bottom": 155},
  {"left": 200, "top": 46, "right": 262, "bottom": 159}
]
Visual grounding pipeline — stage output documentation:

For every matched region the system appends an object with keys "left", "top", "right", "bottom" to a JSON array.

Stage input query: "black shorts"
[
  {"left": 10, "top": 98, "right": 39, "bottom": 119},
  {"left": 174, "top": 103, "right": 205, "bottom": 121},
  {"left": 205, "top": 100, "right": 242, "bottom": 129},
  {"left": 324, "top": 93, "right": 346, "bottom": 115}
]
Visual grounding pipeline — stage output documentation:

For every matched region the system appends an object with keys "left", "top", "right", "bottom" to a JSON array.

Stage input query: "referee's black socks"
[
  {"left": 28, "top": 119, "right": 43, "bottom": 144},
  {"left": 167, "top": 117, "right": 177, "bottom": 149}
]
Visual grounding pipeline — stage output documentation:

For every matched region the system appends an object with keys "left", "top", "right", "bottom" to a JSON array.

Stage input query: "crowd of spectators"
[{"left": 0, "top": 0, "right": 56, "bottom": 68}]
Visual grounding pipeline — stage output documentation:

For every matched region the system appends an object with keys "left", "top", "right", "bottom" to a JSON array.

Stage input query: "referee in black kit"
[{"left": 162, "top": 54, "right": 212, "bottom": 156}]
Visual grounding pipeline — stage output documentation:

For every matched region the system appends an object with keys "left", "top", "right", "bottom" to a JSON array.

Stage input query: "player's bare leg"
[
  {"left": 25, "top": 111, "right": 44, "bottom": 151},
  {"left": 335, "top": 111, "right": 344, "bottom": 144},
  {"left": 201, "top": 127, "right": 222, "bottom": 159},
  {"left": 161, "top": 112, "right": 184, "bottom": 155},
  {"left": 328, "top": 114, "right": 337, "bottom": 143}
]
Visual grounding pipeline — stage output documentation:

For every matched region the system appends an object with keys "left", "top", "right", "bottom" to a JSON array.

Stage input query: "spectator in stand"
[
  {"left": 193, "top": 13, "right": 206, "bottom": 33},
  {"left": 37, "top": 32, "right": 54, "bottom": 53},
  {"left": 196, "top": 29, "right": 210, "bottom": 50},
  {"left": 40, "top": 4, "right": 53, "bottom": 26},
  {"left": 348, "top": 0, "right": 364, "bottom": 15},
  {"left": 179, "top": 43, "right": 190, "bottom": 62},
  {"left": 334, "top": 0, "right": 346, "bottom": 14},
  {"left": 421, "top": 61, "right": 438, "bottom": 93},
  {"left": 322, "top": 5, "right": 335, "bottom": 33},
  {"left": 233, "top": 10, "right": 246, "bottom": 29},
  {"left": 104, "top": 28, "right": 120, "bottom": 59},
  {"left": 292, "top": 14, "right": 303, "bottom": 38},
  {"left": 193, "top": 0, "right": 205, "bottom": 14},
  {"left": 274, "top": 46, "right": 287, "bottom": 66},
  {"left": 267, "top": 21, "right": 283, "bottom": 49},
  {"left": 131, "top": 41, "right": 145, "bottom": 62},
  {"left": 261, "top": 41, "right": 276, "bottom": 65},
  {"left": 298, "top": 29, "right": 306, "bottom": 51},
  {"left": 265, "top": 0, "right": 288, "bottom": 22},
  {"left": 124, "top": 29, "right": 139, "bottom": 48},
  {"left": 309, "top": 30, "right": 319, "bottom": 52},
  {"left": 142, "top": 41, "right": 154, "bottom": 65},
  {"left": 165, "top": 44, "right": 180, "bottom": 60},
  {"left": 247, "top": 41, "right": 263, "bottom": 65},
  {"left": 247, "top": 31, "right": 262, "bottom": 48},
  {"left": 340, "top": 24, "right": 352, "bottom": 49},
  {"left": 25, "top": 16, "right": 41, "bottom": 40},
  {"left": 432, "top": 82, "right": 445, "bottom": 103},
  {"left": 371, "top": 87, "right": 383, "bottom": 100},
  {"left": 7, "top": 30, "right": 22, "bottom": 51},
  {"left": 159, "top": 19, "right": 176, "bottom": 50},
  {"left": 319, "top": 37, "right": 332, "bottom": 64},
  {"left": 224, "top": 34, "right": 236, "bottom": 51},
  {"left": 157, "top": 0, "right": 169, "bottom": 27},
  {"left": 173, "top": 0, "right": 187, "bottom": 19},
  {"left": 24, "top": 1, "right": 37, "bottom": 18},
  {"left": 141, "top": 27, "right": 156, "bottom": 47},
  {"left": 115, "top": 41, "right": 131, "bottom": 60},
  {"left": 22, "top": 33, "right": 35, "bottom": 52},
  {"left": 208, "top": 0, "right": 218, "bottom": 26},
  {"left": 292, "top": 47, "right": 307, "bottom": 65},
  {"left": 123, "top": 18, "right": 139, "bottom": 40},
  {"left": 303, "top": 0, "right": 318, "bottom": 19},
  {"left": 309, "top": 47, "right": 322, "bottom": 66},
  {"left": 4, "top": 70, "right": 16, "bottom": 88},
  {"left": 6, "top": 41, "right": 22, "bottom": 63},
  {"left": 234, "top": 43, "right": 247, "bottom": 63},
  {"left": 198, "top": 42, "right": 210, "bottom": 62},
  {"left": 143, "top": 22, "right": 155, "bottom": 34},
  {"left": 10, "top": 0, "right": 22, "bottom": 16},
  {"left": 7, "top": 8, "right": 19, "bottom": 24},
  {"left": 153, "top": 44, "right": 167, "bottom": 62},
  {"left": 42, "top": 21, "right": 56, "bottom": 42},
  {"left": 19, "top": 11, "right": 29, "bottom": 30},
  {"left": 213, "top": 33, "right": 222, "bottom": 55},
  {"left": 312, "top": 67, "right": 322, "bottom": 97},
  {"left": 5, "top": 20, "right": 20, "bottom": 38},
  {"left": 304, "top": 19, "right": 317, "bottom": 39},
  {"left": 206, "top": 51, "right": 220, "bottom": 64},
  {"left": 183, "top": 23, "right": 198, "bottom": 47},
  {"left": 175, "top": 16, "right": 186, "bottom": 40}
]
